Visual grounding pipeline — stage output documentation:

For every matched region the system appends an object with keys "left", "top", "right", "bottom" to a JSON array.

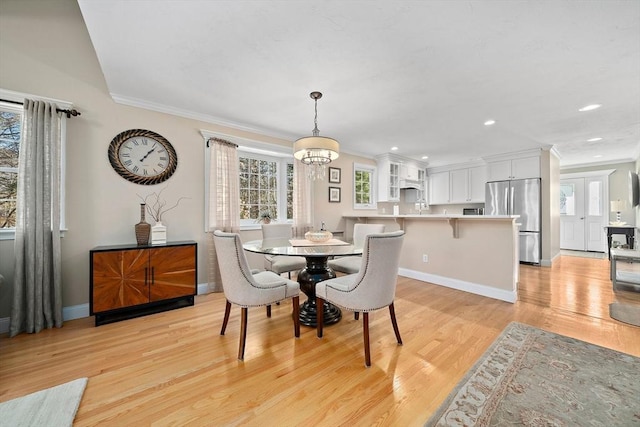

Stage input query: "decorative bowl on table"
[{"left": 305, "top": 230, "right": 333, "bottom": 243}]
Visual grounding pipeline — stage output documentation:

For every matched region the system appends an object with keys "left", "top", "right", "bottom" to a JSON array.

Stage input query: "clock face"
[{"left": 108, "top": 129, "right": 177, "bottom": 185}]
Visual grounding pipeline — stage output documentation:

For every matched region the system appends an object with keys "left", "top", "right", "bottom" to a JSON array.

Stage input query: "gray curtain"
[{"left": 10, "top": 99, "right": 63, "bottom": 337}]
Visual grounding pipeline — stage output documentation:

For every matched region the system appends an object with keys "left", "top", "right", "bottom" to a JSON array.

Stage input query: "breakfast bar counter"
[{"left": 342, "top": 214, "right": 520, "bottom": 303}]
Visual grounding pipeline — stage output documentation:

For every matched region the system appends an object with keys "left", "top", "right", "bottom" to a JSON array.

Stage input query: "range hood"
[{"left": 400, "top": 179, "right": 422, "bottom": 190}]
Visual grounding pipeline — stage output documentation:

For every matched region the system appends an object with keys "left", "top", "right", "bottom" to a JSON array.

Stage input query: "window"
[
  {"left": 238, "top": 151, "right": 293, "bottom": 228},
  {"left": 353, "top": 163, "right": 377, "bottom": 210},
  {"left": 0, "top": 89, "right": 70, "bottom": 240},
  {"left": 0, "top": 102, "right": 22, "bottom": 229}
]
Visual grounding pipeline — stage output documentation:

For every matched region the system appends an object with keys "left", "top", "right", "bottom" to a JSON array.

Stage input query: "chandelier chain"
[{"left": 313, "top": 97, "right": 319, "bottom": 136}]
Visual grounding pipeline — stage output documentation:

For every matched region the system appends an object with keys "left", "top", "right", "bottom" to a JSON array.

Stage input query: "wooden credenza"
[{"left": 90, "top": 240, "right": 197, "bottom": 326}]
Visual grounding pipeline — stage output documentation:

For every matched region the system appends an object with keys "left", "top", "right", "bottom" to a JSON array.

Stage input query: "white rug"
[{"left": 0, "top": 378, "right": 88, "bottom": 427}]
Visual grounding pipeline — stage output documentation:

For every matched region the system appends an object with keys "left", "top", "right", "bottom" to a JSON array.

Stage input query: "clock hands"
[{"left": 139, "top": 145, "right": 157, "bottom": 162}]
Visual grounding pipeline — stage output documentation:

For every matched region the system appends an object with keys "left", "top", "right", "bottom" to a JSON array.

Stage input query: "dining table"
[{"left": 242, "top": 237, "right": 362, "bottom": 326}]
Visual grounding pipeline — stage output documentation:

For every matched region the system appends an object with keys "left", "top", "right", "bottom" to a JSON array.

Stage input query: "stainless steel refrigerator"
[{"left": 485, "top": 178, "right": 541, "bottom": 264}]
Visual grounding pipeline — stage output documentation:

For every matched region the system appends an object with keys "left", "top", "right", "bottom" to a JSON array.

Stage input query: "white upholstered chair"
[
  {"left": 262, "top": 223, "right": 306, "bottom": 278},
  {"left": 213, "top": 230, "right": 300, "bottom": 360},
  {"left": 327, "top": 223, "right": 385, "bottom": 274},
  {"left": 316, "top": 230, "right": 405, "bottom": 367}
]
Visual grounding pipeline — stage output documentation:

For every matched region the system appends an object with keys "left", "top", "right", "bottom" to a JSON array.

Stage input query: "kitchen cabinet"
[
  {"left": 429, "top": 171, "right": 450, "bottom": 204},
  {"left": 90, "top": 241, "right": 197, "bottom": 326},
  {"left": 401, "top": 163, "right": 421, "bottom": 181},
  {"left": 430, "top": 166, "right": 486, "bottom": 205},
  {"left": 377, "top": 158, "right": 401, "bottom": 202},
  {"left": 450, "top": 166, "right": 487, "bottom": 203},
  {"left": 487, "top": 156, "right": 539, "bottom": 181}
]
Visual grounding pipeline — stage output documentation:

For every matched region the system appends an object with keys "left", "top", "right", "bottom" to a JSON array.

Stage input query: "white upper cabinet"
[
  {"left": 435, "top": 165, "right": 487, "bottom": 204},
  {"left": 376, "top": 156, "right": 401, "bottom": 202},
  {"left": 376, "top": 154, "right": 426, "bottom": 202},
  {"left": 428, "top": 171, "right": 450, "bottom": 204},
  {"left": 487, "top": 155, "right": 540, "bottom": 181}
]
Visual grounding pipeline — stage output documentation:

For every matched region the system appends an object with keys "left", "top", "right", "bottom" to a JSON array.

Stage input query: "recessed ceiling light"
[
  {"left": 484, "top": 120, "right": 496, "bottom": 126},
  {"left": 421, "top": 156, "right": 429, "bottom": 160},
  {"left": 593, "top": 154, "right": 603, "bottom": 158},
  {"left": 587, "top": 137, "right": 603, "bottom": 142},
  {"left": 391, "top": 146, "right": 398, "bottom": 151},
  {"left": 578, "top": 104, "right": 602, "bottom": 112}
]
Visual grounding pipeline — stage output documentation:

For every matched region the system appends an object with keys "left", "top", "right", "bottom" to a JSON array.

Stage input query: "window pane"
[
  {"left": 238, "top": 155, "right": 279, "bottom": 221},
  {"left": 560, "top": 184, "right": 575, "bottom": 215},
  {"left": 0, "top": 109, "right": 21, "bottom": 228},
  {"left": 588, "top": 181, "right": 602, "bottom": 216},
  {"left": 0, "top": 171, "right": 17, "bottom": 227}
]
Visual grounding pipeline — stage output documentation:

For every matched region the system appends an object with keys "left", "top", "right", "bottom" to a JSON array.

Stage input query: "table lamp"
[{"left": 610, "top": 200, "right": 625, "bottom": 225}]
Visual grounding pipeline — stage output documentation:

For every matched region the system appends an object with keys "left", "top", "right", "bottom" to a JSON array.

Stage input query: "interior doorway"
[{"left": 560, "top": 173, "right": 609, "bottom": 252}]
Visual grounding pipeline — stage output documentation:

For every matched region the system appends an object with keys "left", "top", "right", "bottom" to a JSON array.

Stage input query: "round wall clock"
[{"left": 108, "top": 129, "right": 178, "bottom": 185}]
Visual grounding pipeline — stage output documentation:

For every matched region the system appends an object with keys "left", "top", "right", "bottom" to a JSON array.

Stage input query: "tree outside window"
[{"left": 0, "top": 106, "right": 21, "bottom": 228}]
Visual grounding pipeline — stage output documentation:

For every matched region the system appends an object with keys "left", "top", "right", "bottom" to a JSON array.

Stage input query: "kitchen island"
[{"left": 343, "top": 214, "right": 520, "bottom": 303}]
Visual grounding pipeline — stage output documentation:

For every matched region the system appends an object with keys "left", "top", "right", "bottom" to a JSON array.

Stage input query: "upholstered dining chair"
[
  {"left": 316, "top": 230, "right": 405, "bottom": 367},
  {"left": 261, "top": 223, "right": 306, "bottom": 279},
  {"left": 327, "top": 223, "right": 385, "bottom": 274},
  {"left": 213, "top": 230, "right": 300, "bottom": 360}
]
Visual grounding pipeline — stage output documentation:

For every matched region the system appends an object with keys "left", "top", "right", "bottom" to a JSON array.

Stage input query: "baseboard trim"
[
  {"left": 0, "top": 282, "right": 212, "bottom": 335},
  {"left": 398, "top": 268, "right": 517, "bottom": 303}
]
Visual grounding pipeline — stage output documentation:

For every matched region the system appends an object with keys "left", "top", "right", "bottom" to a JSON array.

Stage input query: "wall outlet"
[{"left": 422, "top": 254, "right": 428, "bottom": 263}]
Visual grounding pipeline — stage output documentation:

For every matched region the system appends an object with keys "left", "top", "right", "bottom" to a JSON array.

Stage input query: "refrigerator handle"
[
  {"left": 510, "top": 186, "right": 515, "bottom": 215},
  {"left": 504, "top": 187, "right": 509, "bottom": 214}
]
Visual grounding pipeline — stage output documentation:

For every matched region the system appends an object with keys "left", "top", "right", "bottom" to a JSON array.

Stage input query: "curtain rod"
[{"left": 0, "top": 98, "right": 81, "bottom": 118}]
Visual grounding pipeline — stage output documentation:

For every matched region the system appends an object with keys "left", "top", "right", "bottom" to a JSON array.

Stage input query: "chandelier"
[{"left": 293, "top": 91, "right": 339, "bottom": 180}]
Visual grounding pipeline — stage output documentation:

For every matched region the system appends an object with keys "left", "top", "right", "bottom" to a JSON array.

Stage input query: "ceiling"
[{"left": 77, "top": 0, "right": 640, "bottom": 168}]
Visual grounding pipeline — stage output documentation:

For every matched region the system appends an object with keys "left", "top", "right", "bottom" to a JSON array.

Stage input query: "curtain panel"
[
  {"left": 10, "top": 99, "right": 63, "bottom": 337},
  {"left": 293, "top": 161, "right": 313, "bottom": 237},
  {"left": 207, "top": 138, "right": 240, "bottom": 292}
]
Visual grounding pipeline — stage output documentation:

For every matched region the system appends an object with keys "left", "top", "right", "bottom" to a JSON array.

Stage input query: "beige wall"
[{"left": 0, "top": 0, "right": 367, "bottom": 318}]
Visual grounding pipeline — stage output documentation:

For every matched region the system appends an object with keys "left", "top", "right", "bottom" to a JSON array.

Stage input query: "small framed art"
[
  {"left": 328, "top": 167, "right": 341, "bottom": 183},
  {"left": 329, "top": 186, "right": 341, "bottom": 203}
]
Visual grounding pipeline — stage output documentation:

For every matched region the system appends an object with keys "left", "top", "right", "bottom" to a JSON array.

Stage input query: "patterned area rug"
[{"left": 425, "top": 322, "right": 640, "bottom": 426}]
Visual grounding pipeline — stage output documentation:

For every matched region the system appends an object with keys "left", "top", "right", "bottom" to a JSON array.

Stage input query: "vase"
[
  {"left": 151, "top": 221, "right": 167, "bottom": 245},
  {"left": 135, "top": 203, "right": 151, "bottom": 246}
]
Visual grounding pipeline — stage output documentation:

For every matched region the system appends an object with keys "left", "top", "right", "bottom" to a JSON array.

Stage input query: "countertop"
[{"left": 343, "top": 214, "right": 519, "bottom": 220}]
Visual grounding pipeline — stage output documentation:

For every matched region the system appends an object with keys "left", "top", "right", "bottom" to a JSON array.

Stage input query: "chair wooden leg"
[
  {"left": 316, "top": 297, "right": 325, "bottom": 338},
  {"left": 238, "top": 307, "right": 248, "bottom": 360},
  {"left": 266, "top": 305, "right": 271, "bottom": 317},
  {"left": 354, "top": 312, "right": 359, "bottom": 320},
  {"left": 363, "top": 312, "right": 371, "bottom": 367},
  {"left": 292, "top": 296, "right": 300, "bottom": 337},
  {"left": 220, "top": 300, "right": 231, "bottom": 335},
  {"left": 389, "top": 302, "right": 403, "bottom": 345}
]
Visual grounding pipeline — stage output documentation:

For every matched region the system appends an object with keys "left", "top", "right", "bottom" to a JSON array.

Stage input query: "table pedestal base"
[{"left": 297, "top": 256, "right": 342, "bottom": 327}]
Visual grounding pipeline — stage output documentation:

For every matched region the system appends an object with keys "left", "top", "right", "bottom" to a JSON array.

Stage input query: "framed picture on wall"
[
  {"left": 329, "top": 186, "right": 341, "bottom": 203},
  {"left": 328, "top": 167, "right": 341, "bottom": 183}
]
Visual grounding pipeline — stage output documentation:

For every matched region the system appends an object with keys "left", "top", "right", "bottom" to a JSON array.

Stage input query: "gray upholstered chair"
[
  {"left": 316, "top": 230, "right": 405, "bottom": 367},
  {"left": 261, "top": 223, "right": 306, "bottom": 278},
  {"left": 213, "top": 230, "right": 300, "bottom": 360},
  {"left": 328, "top": 223, "right": 385, "bottom": 274}
]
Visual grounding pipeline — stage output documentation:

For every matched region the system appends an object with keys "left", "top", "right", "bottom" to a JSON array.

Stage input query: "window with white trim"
[
  {"left": 238, "top": 151, "right": 294, "bottom": 227},
  {"left": 353, "top": 163, "right": 377, "bottom": 210},
  {"left": 0, "top": 102, "right": 22, "bottom": 229}
]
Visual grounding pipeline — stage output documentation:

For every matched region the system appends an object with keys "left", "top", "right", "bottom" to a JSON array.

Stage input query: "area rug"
[
  {"left": 425, "top": 322, "right": 640, "bottom": 426},
  {"left": 0, "top": 377, "right": 87, "bottom": 427}
]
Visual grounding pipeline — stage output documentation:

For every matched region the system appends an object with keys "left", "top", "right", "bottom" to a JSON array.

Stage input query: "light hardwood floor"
[{"left": 1, "top": 255, "right": 639, "bottom": 426}]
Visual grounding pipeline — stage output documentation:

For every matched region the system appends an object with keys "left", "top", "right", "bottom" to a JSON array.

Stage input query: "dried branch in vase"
[{"left": 138, "top": 186, "right": 188, "bottom": 223}]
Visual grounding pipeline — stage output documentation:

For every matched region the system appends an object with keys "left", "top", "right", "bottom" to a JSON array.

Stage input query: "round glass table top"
[{"left": 242, "top": 238, "right": 362, "bottom": 258}]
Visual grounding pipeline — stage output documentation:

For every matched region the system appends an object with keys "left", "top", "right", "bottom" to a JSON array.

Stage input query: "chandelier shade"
[
  {"left": 293, "top": 136, "right": 339, "bottom": 165},
  {"left": 293, "top": 91, "right": 339, "bottom": 179}
]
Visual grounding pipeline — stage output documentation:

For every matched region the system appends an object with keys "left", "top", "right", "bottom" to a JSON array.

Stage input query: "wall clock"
[{"left": 108, "top": 129, "right": 178, "bottom": 185}]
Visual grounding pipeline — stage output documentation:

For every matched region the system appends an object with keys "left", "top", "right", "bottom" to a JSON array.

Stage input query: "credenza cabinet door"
[
  {"left": 149, "top": 245, "right": 197, "bottom": 302},
  {"left": 92, "top": 249, "right": 149, "bottom": 313}
]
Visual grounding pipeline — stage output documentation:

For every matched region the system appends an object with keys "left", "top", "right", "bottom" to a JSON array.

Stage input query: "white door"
[{"left": 560, "top": 177, "right": 607, "bottom": 251}]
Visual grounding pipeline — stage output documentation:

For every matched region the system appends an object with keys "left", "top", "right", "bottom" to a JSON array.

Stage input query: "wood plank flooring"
[{"left": 1, "top": 255, "right": 639, "bottom": 426}]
